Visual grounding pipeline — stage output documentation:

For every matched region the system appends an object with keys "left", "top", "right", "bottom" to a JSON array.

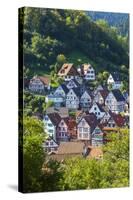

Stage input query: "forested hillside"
[
  {"left": 20, "top": 7, "right": 129, "bottom": 80},
  {"left": 87, "top": 11, "right": 129, "bottom": 36}
]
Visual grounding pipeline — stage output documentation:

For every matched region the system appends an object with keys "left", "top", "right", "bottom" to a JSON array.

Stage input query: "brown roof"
[
  {"left": 58, "top": 63, "right": 79, "bottom": 76},
  {"left": 68, "top": 118, "right": 76, "bottom": 129},
  {"left": 87, "top": 147, "right": 103, "bottom": 159},
  {"left": 76, "top": 110, "right": 84, "bottom": 118},
  {"left": 57, "top": 141, "right": 84, "bottom": 154},
  {"left": 110, "top": 112, "right": 126, "bottom": 127},
  {"left": 81, "top": 64, "right": 92, "bottom": 75},
  {"left": 83, "top": 113, "right": 98, "bottom": 132},
  {"left": 99, "top": 90, "right": 109, "bottom": 100},
  {"left": 102, "top": 127, "right": 118, "bottom": 131},
  {"left": 39, "top": 76, "right": 50, "bottom": 86},
  {"left": 48, "top": 145, "right": 103, "bottom": 161},
  {"left": 46, "top": 107, "right": 69, "bottom": 118},
  {"left": 47, "top": 112, "right": 61, "bottom": 126}
]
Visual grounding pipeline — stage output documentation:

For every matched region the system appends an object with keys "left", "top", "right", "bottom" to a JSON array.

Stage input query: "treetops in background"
[{"left": 19, "top": 7, "right": 129, "bottom": 80}]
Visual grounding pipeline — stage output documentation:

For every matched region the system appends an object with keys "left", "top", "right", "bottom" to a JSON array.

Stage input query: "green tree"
[
  {"left": 22, "top": 116, "right": 46, "bottom": 192},
  {"left": 58, "top": 128, "right": 129, "bottom": 190},
  {"left": 56, "top": 54, "right": 66, "bottom": 65}
]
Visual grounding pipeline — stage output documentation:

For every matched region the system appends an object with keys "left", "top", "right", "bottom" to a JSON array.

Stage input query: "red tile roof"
[
  {"left": 39, "top": 76, "right": 50, "bottom": 86},
  {"left": 58, "top": 63, "right": 79, "bottom": 76},
  {"left": 110, "top": 113, "right": 126, "bottom": 127}
]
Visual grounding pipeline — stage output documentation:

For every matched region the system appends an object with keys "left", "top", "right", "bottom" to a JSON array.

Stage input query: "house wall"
[
  {"left": 43, "top": 115, "right": 56, "bottom": 140},
  {"left": 66, "top": 80, "right": 77, "bottom": 89},
  {"left": 94, "top": 92, "right": 104, "bottom": 105},
  {"left": 56, "top": 119, "right": 69, "bottom": 141},
  {"left": 84, "top": 68, "right": 95, "bottom": 80},
  {"left": 54, "top": 86, "right": 66, "bottom": 97},
  {"left": 64, "top": 75, "right": 74, "bottom": 81},
  {"left": 43, "top": 139, "right": 58, "bottom": 152},
  {"left": 100, "top": 112, "right": 111, "bottom": 124},
  {"left": 66, "top": 89, "right": 79, "bottom": 109},
  {"left": 29, "top": 78, "right": 44, "bottom": 92},
  {"left": 89, "top": 104, "right": 105, "bottom": 119},
  {"left": 80, "top": 91, "right": 92, "bottom": 108},
  {"left": 107, "top": 74, "right": 122, "bottom": 89},
  {"left": 77, "top": 118, "right": 91, "bottom": 140},
  {"left": 91, "top": 126, "right": 103, "bottom": 146},
  {"left": 105, "top": 92, "right": 125, "bottom": 113}
]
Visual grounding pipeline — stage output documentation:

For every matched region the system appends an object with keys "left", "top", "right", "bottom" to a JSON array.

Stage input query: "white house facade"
[
  {"left": 43, "top": 137, "right": 59, "bottom": 153},
  {"left": 107, "top": 73, "right": 122, "bottom": 89},
  {"left": 77, "top": 118, "right": 91, "bottom": 140},
  {"left": 29, "top": 77, "right": 45, "bottom": 92},
  {"left": 89, "top": 103, "right": 105, "bottom": 119},
  {"left": 105, "top": 90, "right": 125, "bottom": 113},
  {"left": 82, "top": 64, "right": 95, "bottom": 81},
  {"left": 66, "top": 88, "right": 80, "bottom": 109},
  {"left": 56, "top": 119, "right": 69, "bottom": 142},
  {"left": 80, "top": 91, "right": 92, "bottom": 108},
  {"left": 43, "top": 115, "right": 56, "bottom": 140}
]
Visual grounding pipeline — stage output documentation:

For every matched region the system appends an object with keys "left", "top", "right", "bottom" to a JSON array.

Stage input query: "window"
[
  {"left": 61, "top": 121, "right": 64, "bottom": 125},
  {"left": 83, "top": 133, "right": 88, "bottom": 138},
  {"left": 95, "top": 112, "right": 97, "bottom": 115},
  {"left": 94, "top": 107, "right": 97, "bottom": 110},
  {"left": 79, "top": 127, "right": 82, "bottom": 132},
  {"left": 49, "top": 130, "right": 53, "bottom": 133},
  {"left": 91, "top": 71, "right": 94, "bottom": 74},
  {"left": 50, "top": 142, "right": 53, "bottom": 146},
  {"left": 98, "top": 112, "right": 100, "bottom": 115},
  {"left": 45, "top": 142, "right": 49, "bottom": 146},
  {"left": 83, "top": 128, "right": 88, "bottom": 132},
  {"left": 48, "top": 123, "right": 53, "bottom": 127}
]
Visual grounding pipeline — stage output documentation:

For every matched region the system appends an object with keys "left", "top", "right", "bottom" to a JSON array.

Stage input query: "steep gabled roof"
[
  {"left": 47, "top": 112, "right": 61, "bottom": 126},
  {"left": 83, "top": 113, "right": 98, "bottom": 132},
  {"left": 81, "top": 89, "right": 92, "bottom": 98},
  {"left": 70, "top": 87, "right": 81, "bottom": 97},
  {"left": 109, "top": 112, "right": 126, "bottom": 127},
  {"left": 39, "top": 76, "right": 50, "bottom": 86},
  {"left": 57, "top": 142, "right": 84, "bottom": 154},
  {"left": 46, "top": 107, "right": 69, "bottom": 118},
  {"left": 93, "top": 103, "right": 105, "bottom": 113},
  {"left": 81, "top": 63, "right": 94, "bottom": 75},
  {"left": 110, "top": 72, "right": 122, "bottom": 82},
  {"left": 60, "top": 84, "right": 69, "bottom": 94},
  {"left": 87, "top": 147, "right": 103, "bottom": 159},
  {"left": 65, "top": 78, "right": 80, "bottom": 87},
  {"left": 58, "top": 63, "right": 79, "bottom": 76},
  {"left": 67, "top": 118, "right": 77, "bottom": 130},
  {"left": 98, "top": 89, "right": 109, "bottom": 100},
  {"left": 112, "top": 89, "right": 125, "bottom": 101}
]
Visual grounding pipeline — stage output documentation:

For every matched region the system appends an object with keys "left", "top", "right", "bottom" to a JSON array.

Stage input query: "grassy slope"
[{"left": 66, "top": 50, "right": 97, "bottom": 67}]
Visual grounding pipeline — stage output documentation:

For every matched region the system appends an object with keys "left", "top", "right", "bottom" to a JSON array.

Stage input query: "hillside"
[
  {"left": 20, "top": 7, "right": 129, "bottom": 79},
  {"left": 87, "top": 11, "right": 129, "bottom": 36}
]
